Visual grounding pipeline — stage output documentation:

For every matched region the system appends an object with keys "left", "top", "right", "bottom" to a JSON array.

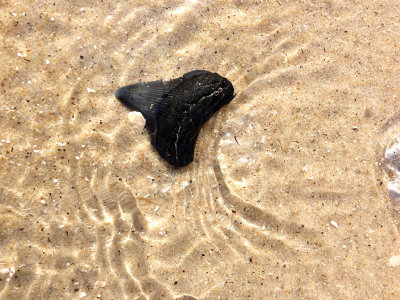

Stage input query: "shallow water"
[{"left": 1, "top": 1, "right": 400, "bottom": 299}]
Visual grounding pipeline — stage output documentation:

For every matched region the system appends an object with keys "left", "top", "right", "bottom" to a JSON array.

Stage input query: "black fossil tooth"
[{"left": 115, "top": 70, "right": 234, "bottom": 167}]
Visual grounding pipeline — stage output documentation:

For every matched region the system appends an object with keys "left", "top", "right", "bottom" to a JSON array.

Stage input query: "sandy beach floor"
[{"left": 1, "top": 0, "right": 400, "bottom": 299}]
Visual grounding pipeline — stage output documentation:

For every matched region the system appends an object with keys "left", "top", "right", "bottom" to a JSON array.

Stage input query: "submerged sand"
[{"left": 1, "top": 0, "right": 400, "bottom": 299}]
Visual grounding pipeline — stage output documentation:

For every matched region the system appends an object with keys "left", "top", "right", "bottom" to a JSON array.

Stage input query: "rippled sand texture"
[{"left": 1, "top": 0, "right": 400, "bottom": 299}]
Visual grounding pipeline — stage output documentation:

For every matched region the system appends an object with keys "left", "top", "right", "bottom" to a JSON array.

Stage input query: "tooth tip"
[{"left": 114, "top": 86, "right": 126, "bottom": 100}]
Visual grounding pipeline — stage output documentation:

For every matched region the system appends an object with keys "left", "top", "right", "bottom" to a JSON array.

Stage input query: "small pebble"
[
  {"left": 127, "top": 111, "right": 146, "bottom": 129},
  {"left": 389, "top": 255, "right": 400, "bottom": 267}
]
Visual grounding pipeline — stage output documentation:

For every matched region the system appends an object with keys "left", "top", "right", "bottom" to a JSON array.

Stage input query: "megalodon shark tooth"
[{"left": 115, "top": 70, "right": 234, "bottom": 167}]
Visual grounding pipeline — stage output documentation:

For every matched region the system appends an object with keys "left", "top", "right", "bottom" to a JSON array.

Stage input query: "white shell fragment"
[
  {"left": 389, "top": 255, "right": 400, "bottom": 267},
  {"left": 383, "top": 134, "right": 400, "bottom": 211},
  {"left": 384, "top": 134, "right": 400, "bottom": 160},
  {"left": 127, "top": 111, "right": 146, "bottom": 129}
]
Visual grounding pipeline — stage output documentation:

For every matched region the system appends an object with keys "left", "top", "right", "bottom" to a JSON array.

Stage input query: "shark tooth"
[{"left": 115, "top": 70, "right": 234, "bottom": 167}]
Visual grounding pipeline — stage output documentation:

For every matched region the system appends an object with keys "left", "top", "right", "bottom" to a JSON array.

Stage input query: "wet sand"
[{"left": 1, "top": 0, "right": 400, "bottom": 299}]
